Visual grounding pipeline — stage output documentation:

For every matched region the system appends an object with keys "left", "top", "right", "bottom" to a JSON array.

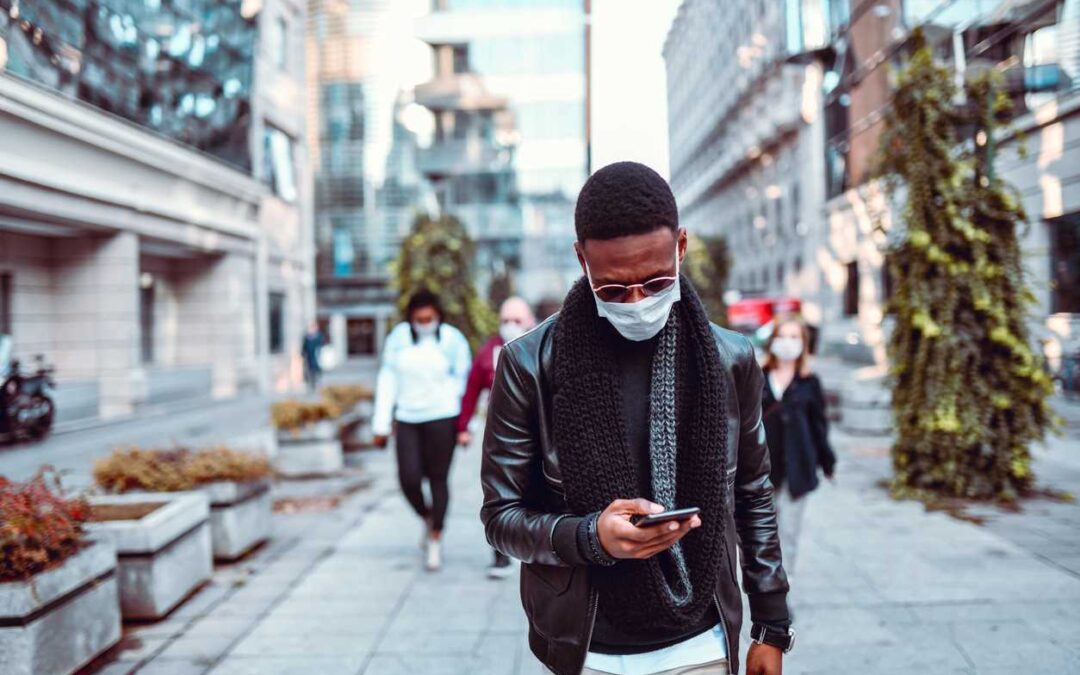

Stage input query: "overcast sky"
[{"left": 589, "top": 0, "right": 683, "bottom": 179}]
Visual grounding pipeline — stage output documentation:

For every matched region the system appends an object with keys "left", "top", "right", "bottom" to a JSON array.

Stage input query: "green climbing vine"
[
  {"left": 393, "top": 213, "right": 498, "bottom": 351},
  {"left": 875, "top": 33, "right": 1053, "bottom": 501}
]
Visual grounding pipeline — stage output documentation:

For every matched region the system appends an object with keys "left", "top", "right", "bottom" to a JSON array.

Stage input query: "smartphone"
[{"left": 632, "top": 506, "right": 701, "bottom": 528}]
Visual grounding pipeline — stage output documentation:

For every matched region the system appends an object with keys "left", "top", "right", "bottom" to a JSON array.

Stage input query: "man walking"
[
  {"left": 480, "top": 162, "right": 792, "bottom": 675},
  {"left": 457, "top": 296, "right": 537, "bottom": 579},
  {"left": 301, "top": 320, "right": 326, "bottom": 391}
]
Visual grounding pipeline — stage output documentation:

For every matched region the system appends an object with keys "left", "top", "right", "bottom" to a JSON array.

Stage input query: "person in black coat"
[{"left": 761, "top": 314, "right": 836, "bottom": 576}]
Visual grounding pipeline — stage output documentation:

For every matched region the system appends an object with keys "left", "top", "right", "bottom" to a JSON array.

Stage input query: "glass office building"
[
  {"left": 417, "top": 0, "right": 589, "bottom": 300},
  {"left": 307, "top": 0, "right": 435, "bottom": 358},
  {"left": 0, "top": 0, "right": 258, "bottom": 169}
]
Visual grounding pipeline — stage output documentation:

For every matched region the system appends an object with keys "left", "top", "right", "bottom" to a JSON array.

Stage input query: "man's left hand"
[{"left": 746, "top": 643, "right": 782, "bottom": 675}]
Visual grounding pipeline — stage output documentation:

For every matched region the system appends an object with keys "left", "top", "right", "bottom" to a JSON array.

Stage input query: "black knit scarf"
[{"left": 552, "top": 274, "right": 728, "bottom": 638}]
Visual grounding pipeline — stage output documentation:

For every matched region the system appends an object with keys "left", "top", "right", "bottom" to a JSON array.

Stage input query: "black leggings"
[{"left": 395, "top": 417, "right": 457, "bottom": 532}]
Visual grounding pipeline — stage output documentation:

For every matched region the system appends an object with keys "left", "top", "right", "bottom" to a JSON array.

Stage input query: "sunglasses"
[{"left": 591, "top": 275, "right": 678, "bottom": 303}]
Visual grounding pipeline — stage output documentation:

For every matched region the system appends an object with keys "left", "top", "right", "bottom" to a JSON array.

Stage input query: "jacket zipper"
[
  {"left": 713, "top": 594, "right": 734, "bottom": 668},
  {"left": 575, "top": 586, "right": 599, "bottom": 675}
]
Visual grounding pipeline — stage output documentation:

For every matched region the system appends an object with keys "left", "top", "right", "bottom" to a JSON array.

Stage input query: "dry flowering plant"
[
  {"left": 270, "top": 399, "right": 342, "bottom": 431},
  {"left": 0, "top": 468, "right": 89, "bottom": 582},
  {"left": 93, "top": 447, "right": 272, "bottom": 494},
  {"left": 319, "top": 384, "right": 374, "bottom": 411}
]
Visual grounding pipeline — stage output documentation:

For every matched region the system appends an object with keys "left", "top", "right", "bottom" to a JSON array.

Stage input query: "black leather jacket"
[{"left": 480, "top": 316, "right": 790, "bottom": 675}]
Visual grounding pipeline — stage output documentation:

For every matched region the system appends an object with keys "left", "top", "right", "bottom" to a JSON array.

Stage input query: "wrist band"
[{"left": 587, "top": 513, "right": 618, "bottom": 566}]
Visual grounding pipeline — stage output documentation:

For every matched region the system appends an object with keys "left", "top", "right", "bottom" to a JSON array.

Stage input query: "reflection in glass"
[{"left": 0, "top": 0, "right": 257, "bottom": 169}]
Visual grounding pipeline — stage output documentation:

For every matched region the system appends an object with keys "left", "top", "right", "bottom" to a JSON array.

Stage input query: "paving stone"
[
  {"left": 229, "top": 627, "right": 378, "bottom": 657},
  {"left": 112, "top": 634, "right": 171, "bottom": 662},
  {"left": 209, "top": 655, "right": 366, "bottom": 675},
  {"left": 134, "top": 658, "right": 211, "bottom": 675},
  {"left": 362, "top": 654, "right": 477, "bottom": 675},
  {"left": 153, "top": 633, "right": 238, "bottom": 663}
]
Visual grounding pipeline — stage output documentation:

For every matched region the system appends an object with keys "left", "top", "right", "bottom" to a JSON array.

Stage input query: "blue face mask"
[{"left": 586, "top": 252, "right": 681, "bottom": 342}]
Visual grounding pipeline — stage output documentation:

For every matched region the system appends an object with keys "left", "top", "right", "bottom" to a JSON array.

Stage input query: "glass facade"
[
  {"left": 0, "top": 0, "right": 257, "bottom": 170},
  {"left": 444, "top": 0, "right": 581, "bottom": 10},
  {"left": 469, "top": 33, "right": 584, "bottom": 75}
]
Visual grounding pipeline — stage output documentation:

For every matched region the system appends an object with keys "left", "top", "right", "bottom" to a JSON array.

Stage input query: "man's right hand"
[
  {"left": 373, "top": 435, "right": 389, "bottom": 449},
  {"left": 596, "top": 499, "right": 702, "bottom": 560}
]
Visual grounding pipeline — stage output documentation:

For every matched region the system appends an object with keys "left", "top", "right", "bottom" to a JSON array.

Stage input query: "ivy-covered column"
[{"left": 875, "top": 34, "right": 1053, "bottom": 500}]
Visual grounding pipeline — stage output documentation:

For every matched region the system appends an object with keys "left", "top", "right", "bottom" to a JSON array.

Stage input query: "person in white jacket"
[{"left": 372, "top": 289, "right": 472, "bottom": 571}]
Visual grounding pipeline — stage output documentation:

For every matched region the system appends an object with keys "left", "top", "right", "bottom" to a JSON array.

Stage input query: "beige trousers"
[{"left": 579, "top": 659, "right": 730, "bottom": 675}]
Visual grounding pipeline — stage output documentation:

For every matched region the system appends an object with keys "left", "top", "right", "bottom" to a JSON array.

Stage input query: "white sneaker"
[{"left": 425, "top": 538, "right": 442, "bottom": 572}]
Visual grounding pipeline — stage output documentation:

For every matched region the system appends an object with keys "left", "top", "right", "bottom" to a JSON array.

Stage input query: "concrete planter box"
[
  {"left": 275, "top": 420, "right": 344, "bottom": 477},
  {"left": 339, "top": 405, "right": 374, "bottom": 452},
  {"left": 86, "top": 492, "right": 211, "bottom": 620},
  {"left": 0, "top": 542, "right": 121, "bottom": 675},
  {"left": 200, "top": 479, "right": 273, "bottom": 561}
]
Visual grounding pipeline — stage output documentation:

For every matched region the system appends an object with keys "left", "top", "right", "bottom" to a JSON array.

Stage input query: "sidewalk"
[{"left": 96, "top": 427, "right": 1080, "bottom": 675}]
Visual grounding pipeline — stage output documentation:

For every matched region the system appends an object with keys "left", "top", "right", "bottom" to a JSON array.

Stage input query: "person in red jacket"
[{"left": 458, "top": 296, "right": 537, "bottom": 578}]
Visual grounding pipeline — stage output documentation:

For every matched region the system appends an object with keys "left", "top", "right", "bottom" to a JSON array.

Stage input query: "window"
[
  {"left": 881, "top": 257, "right": 895, "bottom": 305},
  {"left": 843, "top": 261, "right": 859, "bottom": 316},
  {"left": 263, "top": 126, "right": 298, "bottom": 202},
  {"left": 469, "top": 33, "right": 585, "bottom": 76},
  {"left": 1050, "top": 215, "right": 1080, "bottom": 313},
  {"left": 140, "top": 281, "right": 155, "bottom": 365},
  {"left": 0, "top": 272, "right": 11, "bottom": 336},
  {"left": 272, "top": 16, "right": 288, "bottom": 70},
  {"left": 453, "top": 110, "right": 470, "bottom": 140},
  {"left": 452, "top": 45, "right": 470, "bottom": 74},
  {"left": 346, "top": 318, "right": 377, "bottom": 356},
  {"left": 269, "top": 292, "right": 286, "bottom": 354}
]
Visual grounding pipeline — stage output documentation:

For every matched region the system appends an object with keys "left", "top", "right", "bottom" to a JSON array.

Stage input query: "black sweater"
[{"left": 552, "top": 334, "right": 719, "bottom": 654}]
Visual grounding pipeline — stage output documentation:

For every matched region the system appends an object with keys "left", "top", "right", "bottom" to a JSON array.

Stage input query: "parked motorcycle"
[{"left": 0, "top": 335, "right": 56, "bottom": 443}]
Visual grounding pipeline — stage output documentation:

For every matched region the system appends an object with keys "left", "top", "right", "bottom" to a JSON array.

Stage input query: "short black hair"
[
  {"left": 574, "top": 161, "right": 678, "bottom": 242},
  {"left": 405, "top": 288, "right": 443, "bottom": 321}
]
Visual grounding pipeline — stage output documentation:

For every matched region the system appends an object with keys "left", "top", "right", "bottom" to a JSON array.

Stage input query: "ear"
[
  {"left": 574, "top": 241, "right": 588, "bottom": 277},
  {"left": 677, "top": 228, "right": 688, "bottom": 264}
]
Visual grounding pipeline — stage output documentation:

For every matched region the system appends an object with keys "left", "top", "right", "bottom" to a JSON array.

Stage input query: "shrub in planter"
[
  {"left": 271, "top": 399, "right": 342, "bottom": 433},
  {"left": 0, "top": 470, "right": 121, "bottom": 675},
  {"left": 93, "top": 447, "right": 271, "bottom": 493},
  {"left": 93, "top": 448, "right": 273, "bottom": 562},
  {"left": 271, "top": 401, "right": 345, "bottom": 478},
  {"left": 0, "top": 471, "right": 89, "bottom": 581},
  {"left": 320, "top": 384, "right": 374, "bottom": 411},
  {"left": 322, "top": 385, "right": 375, "bottom": 452}
]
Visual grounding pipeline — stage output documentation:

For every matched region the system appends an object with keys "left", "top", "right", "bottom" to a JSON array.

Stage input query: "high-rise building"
[
  {"left": 664, "top": 0, "right": 831, "bottom": 332},
  {"left": 415, "top": 0, "right": 590, "bottom": 301},
  {"left": 307, "top": 0, "right": 435, "bottom": 359},
  {"left": 0, "top": 0, "right": 314, "bottom": 424}
]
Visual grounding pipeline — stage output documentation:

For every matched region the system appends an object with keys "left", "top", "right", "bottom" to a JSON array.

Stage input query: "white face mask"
[
  {"left": 586, "top": 252, "right": 681, "bottom": 342},
  {"left": 770, "top": 337, "right": 804, "bottom": 361},
  {"left": 499, "top": 321, "right": 526, "bottom": 343},
  {"left": 412, "top": 321, "right": 439, "bottom": 338}
]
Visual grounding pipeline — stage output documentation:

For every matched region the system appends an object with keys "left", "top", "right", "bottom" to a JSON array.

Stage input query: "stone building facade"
[{"left": 0, "top": 0, "right": 315, "bottom": 425}]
